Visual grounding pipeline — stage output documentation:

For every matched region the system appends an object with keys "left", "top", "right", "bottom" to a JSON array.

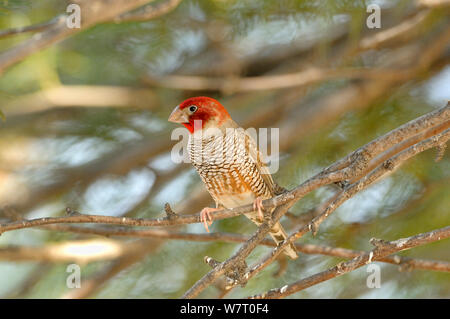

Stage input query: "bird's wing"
[{"left": 243, "top": 130, "right": 285, "bottom": 196}]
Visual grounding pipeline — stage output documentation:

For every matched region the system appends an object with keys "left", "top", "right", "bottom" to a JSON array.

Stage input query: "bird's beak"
[{"left": 168, "top": 105, "right": 189, "bottom": 124}]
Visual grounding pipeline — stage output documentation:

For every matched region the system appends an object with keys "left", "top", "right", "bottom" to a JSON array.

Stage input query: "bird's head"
[{"left": 168, "top": 96, "right": 231, "bottom": 133}]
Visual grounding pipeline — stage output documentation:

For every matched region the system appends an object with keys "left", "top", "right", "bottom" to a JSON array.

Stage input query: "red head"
[{"left": 168, "top": 96, "right": 231, "bottom": 133}]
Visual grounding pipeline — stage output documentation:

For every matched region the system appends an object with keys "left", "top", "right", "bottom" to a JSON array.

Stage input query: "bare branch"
[
  {"left": 0, "top": 204, "right": 252, "bottom": 233},
  {"left": 249, "top": 226, "right": 450, "bottom": 299},
  {"left": 181, "top": 104, "right": 449, "bottom": 298},
  {"left": 324, "top": 102, "right": 450, "bottom": 178},
  {"left": 38, "top": 225, "right": 450, "bottom": 273}
]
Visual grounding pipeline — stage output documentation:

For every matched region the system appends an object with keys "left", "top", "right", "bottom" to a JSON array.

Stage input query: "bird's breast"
[{"left": 188, "top": 132, "right": 271, "bottom": 208}]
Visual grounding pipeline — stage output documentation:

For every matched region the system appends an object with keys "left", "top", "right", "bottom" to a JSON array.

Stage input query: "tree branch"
[
  {"left": 249, "top": 226, "right": 450, "bottom": 299},
  {"left": 36, "top": 225, "right": 450, "bottom": 273},
  {"left": 181, "top": 121, "right": 449, "bottom": 298},
  {"left": 219, "top": 125, "right": 450, "bottom": 295},
  {"left": 0, "top": 103, "right": 448, "bottom": 298}
]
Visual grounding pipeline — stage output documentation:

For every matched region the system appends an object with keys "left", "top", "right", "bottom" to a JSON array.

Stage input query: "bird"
[{"left": 168, "top": 96, "right": 298, "bottom": 259}]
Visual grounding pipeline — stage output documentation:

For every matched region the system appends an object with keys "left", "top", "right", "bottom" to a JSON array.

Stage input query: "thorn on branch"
[
  {"left": 204, "top": 256, "right": 221, "bottom": 268},
  {"left": 367, "top": 251, "right": 374, "bottom": 264},
  {"left": 335, "top": 261, "right": 347, "bottom": 274},
  {"left": 164, "top": 203, "right": 178, "bottom": 219},
  {"left": 309, "top": 221, "right": 319, "bottom": 236}
]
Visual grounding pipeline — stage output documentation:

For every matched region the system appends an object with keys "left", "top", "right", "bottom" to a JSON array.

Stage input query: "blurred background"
[{"left": 0, "top": 0, "right": 449, "bottom": 298}]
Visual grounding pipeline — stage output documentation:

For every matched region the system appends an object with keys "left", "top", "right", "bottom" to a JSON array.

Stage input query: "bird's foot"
[
  {"left": 200, "top": 207, "right": 221, "bottom": 233},
  {"left": 253, "top": 197, "right": 265, "bottom": 222}
]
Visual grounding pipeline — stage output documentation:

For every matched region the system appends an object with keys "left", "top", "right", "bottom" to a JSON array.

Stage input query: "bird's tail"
[{"left": 269, "top": 222, "right": 298, "bottom": 260}]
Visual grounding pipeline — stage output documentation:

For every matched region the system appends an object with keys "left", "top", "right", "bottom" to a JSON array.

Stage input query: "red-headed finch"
[{"left": 169, "top": 97, "right": 298, "bottom": 259}]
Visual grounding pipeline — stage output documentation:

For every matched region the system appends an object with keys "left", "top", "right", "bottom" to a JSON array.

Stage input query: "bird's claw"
[
  {"left": 253, "top": 197, "right": 265, "bottom": 221},
  {"left": 200, "top": 207, "right": 219, "bottom": 233}
]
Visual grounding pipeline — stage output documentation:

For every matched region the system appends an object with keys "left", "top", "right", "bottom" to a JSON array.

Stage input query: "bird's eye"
[{"left": 188, "top": 105, "right": 198, "bottom": 113}]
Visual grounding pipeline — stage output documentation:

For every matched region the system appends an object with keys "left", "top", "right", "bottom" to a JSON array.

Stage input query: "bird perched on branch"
[{"left": 168, "top": 96, "right": 298, "bottom": 259}]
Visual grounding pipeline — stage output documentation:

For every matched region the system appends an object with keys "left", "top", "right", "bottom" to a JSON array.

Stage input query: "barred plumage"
[
  {"left": 189, "top": 128, "right": 271, "bottom": 202},
  {"left": 169, "top": 96, "right": 298, "bottom": 259}
]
